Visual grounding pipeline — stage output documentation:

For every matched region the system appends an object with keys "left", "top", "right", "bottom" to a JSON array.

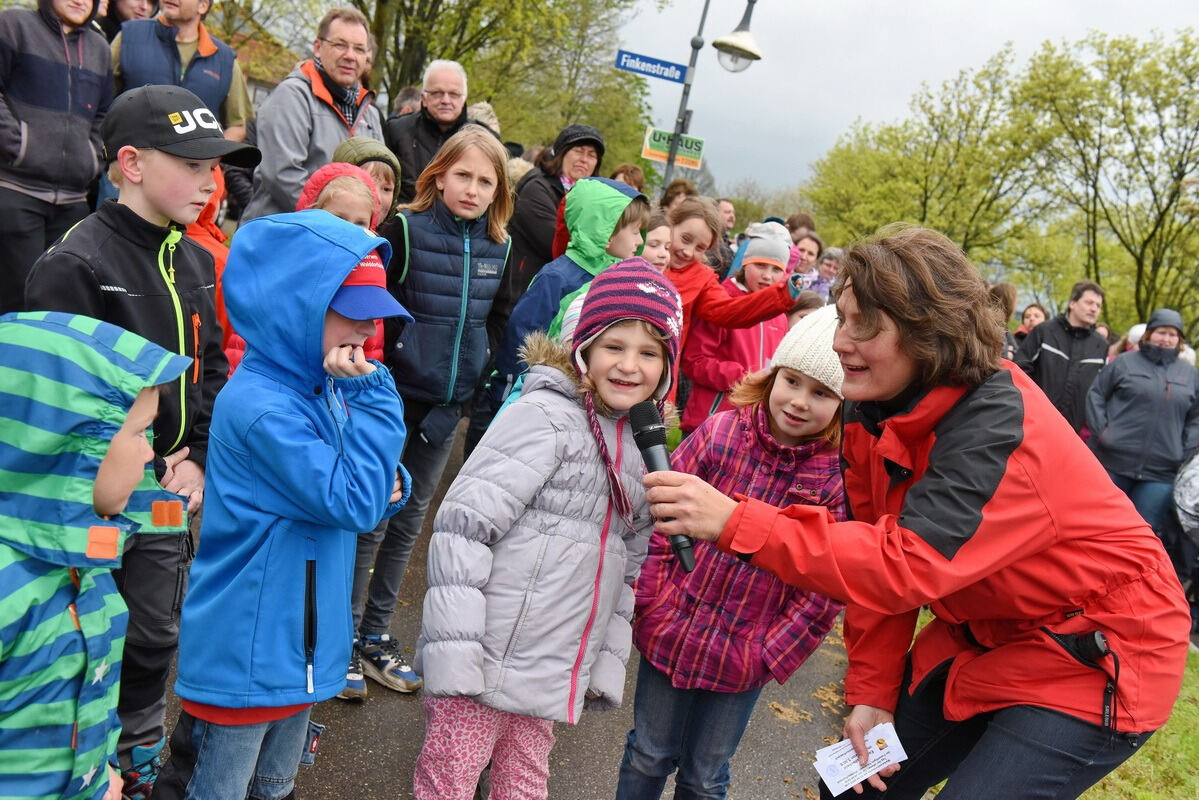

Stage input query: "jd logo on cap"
[{"left": 168, "top": 108, "right": 221, "bottom": 135}]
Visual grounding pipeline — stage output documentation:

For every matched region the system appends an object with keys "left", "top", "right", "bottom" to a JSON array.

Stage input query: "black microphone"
[{"left": 629, "top": 400, "right": 695, "bottom": 573}]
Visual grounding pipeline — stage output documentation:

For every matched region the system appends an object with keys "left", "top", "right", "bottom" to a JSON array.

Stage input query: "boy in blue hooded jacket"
[{"left": 156, "top": 212, "right": 413, "bottom": 799}]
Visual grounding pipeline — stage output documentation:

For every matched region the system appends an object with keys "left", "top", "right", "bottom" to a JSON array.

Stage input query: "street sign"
[
  {"left": 641, "top": 126, "right": 705, "bottom": 169},
  {"left": 614, "top": 50, "right": 687, "bottom": 84}
]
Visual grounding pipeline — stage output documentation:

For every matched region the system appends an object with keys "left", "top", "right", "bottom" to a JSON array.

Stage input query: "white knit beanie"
[
  {"left": 742, "top": 221, "right": 791, "bottom": 267},
  {"left": 770, "top": 304, "right": 844, "bottom": 398}
]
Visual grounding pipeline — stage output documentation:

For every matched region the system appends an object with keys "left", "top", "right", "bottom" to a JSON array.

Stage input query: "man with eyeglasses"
[
  {"left": 385, "top": 59, "right": 498, "bottom": 204},
  {"left": 241, "top": 6, "right": 383, "bottom": 221},
  {"left": 113, "top": 0, "right": 252, "bottom": 142}
]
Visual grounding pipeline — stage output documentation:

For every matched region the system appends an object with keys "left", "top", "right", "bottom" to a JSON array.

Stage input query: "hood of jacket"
[
  {"left": 1145, "top": 308, "right": 1185, "bottom": 336},
  {"left": 0, "top": 312, "right": 190, "bottom": 568},
  {"left": 519, "top": 331, "right": 582, "bottom": 399},
  {"left": 563, "top": 177, "right": 643, "bottom": 276},
  {"left": 223, "top": 211, "right": 395, "bottom": 391},
  {"left": 332, "top": 135, "right": 402, "bottom": 218},
  {"left": 39, "top": 0, "right": 100, "bottom": 30}
]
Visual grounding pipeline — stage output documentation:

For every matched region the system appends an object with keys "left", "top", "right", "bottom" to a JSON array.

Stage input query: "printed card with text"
[{"left": 813, "top": 721, "right": 908, "bottom": 797}]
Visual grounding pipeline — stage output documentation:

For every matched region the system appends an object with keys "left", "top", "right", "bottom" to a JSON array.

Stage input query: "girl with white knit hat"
[{"left": 618, "top": 304, "right": 848, "bottom": 799}]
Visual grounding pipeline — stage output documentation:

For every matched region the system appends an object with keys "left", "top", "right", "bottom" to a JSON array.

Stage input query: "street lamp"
[{"left": 662, "top": 0, "right": 762, "bottom": 186}]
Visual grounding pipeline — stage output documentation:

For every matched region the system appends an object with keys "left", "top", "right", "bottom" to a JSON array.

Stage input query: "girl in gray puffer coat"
[{"left": 413, "top": 260, "right": 683, "bottom": 800}]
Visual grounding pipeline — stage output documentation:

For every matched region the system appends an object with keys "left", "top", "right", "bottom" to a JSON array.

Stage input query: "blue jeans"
[
  {"left": 1107, "top": 473, "right": 1175, "bottom": 533},
  {"left": 820, "top": 661, "right": 1152, "bottom": 800},
  {"left": 616, "top": 658, "right": 763, "bottom": 800},
  {"left": 156, "top": 708, "right": 312, "bottom": 799}
]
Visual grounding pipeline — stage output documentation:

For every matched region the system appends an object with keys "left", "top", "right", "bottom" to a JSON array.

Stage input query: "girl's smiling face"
[{"left": 668, "top": 218, "right": 713, "bottom": 271}]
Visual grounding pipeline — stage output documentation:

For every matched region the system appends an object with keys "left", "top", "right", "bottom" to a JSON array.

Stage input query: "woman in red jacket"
[{"left": 643, "top": 224, "right": 1190, "bottom": 800}]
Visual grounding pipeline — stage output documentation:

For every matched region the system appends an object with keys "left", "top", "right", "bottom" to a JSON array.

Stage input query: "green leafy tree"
[{"left": 1019, "top": 31, "right": 1199, "bottom": 332}]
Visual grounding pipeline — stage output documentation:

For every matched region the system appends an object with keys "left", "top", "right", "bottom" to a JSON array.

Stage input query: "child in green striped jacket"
[{"left": 0, "top": 312, "right": 192, "bottom": 800}]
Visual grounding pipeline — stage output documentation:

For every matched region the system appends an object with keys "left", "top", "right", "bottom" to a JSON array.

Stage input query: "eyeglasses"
[
  {"left": 422, "top": 90, "right": 464, "bottom": 101},
  {"left": 319, "top": 38, "right": 369, "bottom": 58}
]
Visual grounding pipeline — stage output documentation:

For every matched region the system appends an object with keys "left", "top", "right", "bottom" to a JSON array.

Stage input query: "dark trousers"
[
  {"left": 112, "top": 529, "right": 195, "bottom": 763},
  {"left": 820, "top": 661, "right": 1153, "bottom": 800},
  {"left": 0, "top": 187, "right": 88, "bottom": 313}
]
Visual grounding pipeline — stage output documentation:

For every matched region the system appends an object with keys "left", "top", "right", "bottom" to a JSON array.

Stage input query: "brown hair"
[
  {"left": 988, "top": 282, "right": 1018, "bottom": 320},
  {"left": 609, "top": 164, "right": 645, "bottom": 191},
  {"left": 404, "top": 125, "right": 513, "bottom": 243},
  {"left": 646, "top": 209, "right": 669, "bottom": 232},
  {"left": 728, "top": 367, "right": 842, "bottom": 448},
  {"left": 835, "top": 223, "right": 1002, "bottom": 388},
  {"left": 1069, "top": 279, "right": 1105, "bottom": 303},
  {"left": 612, "top": 196, "right": 650, "bottom": 237},
  {"left": 786, "top": 212, "right": 816, "bottom": 232},
  {"left": 659, "top": 178, "right": 698, "bottom": 209},
  {"left": 317, "top": 7, "right": 369, "bottom": 40},
  {"left": 789, "top": 290, "right": 825, "bottom": 316},
  {"left": 667, "top": 197, "right": 721, "bottom": 251}
]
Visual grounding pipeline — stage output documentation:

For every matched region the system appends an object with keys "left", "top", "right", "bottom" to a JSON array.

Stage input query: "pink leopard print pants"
[{"left": 413, "top": 695, "right": 556, "bottom": 800}]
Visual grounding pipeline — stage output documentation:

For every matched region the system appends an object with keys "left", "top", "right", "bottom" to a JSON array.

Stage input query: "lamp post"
[{"left": 661, "top": 0, "right": 762, "bottom": 187}]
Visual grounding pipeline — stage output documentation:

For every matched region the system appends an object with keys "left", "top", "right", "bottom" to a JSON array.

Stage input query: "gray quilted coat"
[{"left": 415, "top": 335, "right": 653, "bottom": 723}]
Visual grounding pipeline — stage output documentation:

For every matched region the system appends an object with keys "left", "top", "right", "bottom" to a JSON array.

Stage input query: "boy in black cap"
[{"left": 23, "top": 83, "right": 260, "bottom": 799}]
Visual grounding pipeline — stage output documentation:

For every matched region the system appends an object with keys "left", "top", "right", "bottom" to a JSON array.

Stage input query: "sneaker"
[
  {"left": 121, "top": 737, "right": 164, "bottom": 800},
  {"left": 337, "top": 642, "right": 368, "bottom": 701},
  {"left": 359, "top": 633, "right": 423, "bottom": 692}
]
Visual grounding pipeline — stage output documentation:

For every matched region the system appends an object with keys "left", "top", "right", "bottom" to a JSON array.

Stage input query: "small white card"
[{"left": 813, "top": 722, "right": 908, "bottom": 797}]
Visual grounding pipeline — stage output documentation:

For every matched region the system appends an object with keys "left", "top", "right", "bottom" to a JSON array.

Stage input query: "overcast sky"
[{"left": 620, "top": 0, "right": 1195, "bottom": 192}]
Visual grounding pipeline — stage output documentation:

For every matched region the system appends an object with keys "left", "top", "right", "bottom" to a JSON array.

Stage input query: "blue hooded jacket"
[{"left": 174, "top": 211, "right": 412, "bottom": 708}]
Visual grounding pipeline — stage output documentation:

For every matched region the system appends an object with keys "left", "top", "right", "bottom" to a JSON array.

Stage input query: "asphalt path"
[{"left": 166, "top": 423, "right": 853, "bottom": 799}]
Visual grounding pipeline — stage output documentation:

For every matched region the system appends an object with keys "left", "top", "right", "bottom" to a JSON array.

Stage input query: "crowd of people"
[{"left": 0, "top": 2, "right": 1195, "bottom": 800}]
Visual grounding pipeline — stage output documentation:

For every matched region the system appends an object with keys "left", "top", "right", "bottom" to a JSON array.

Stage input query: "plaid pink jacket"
[{"left": 633, "top": 404, "right": 846, "bottom": 692}]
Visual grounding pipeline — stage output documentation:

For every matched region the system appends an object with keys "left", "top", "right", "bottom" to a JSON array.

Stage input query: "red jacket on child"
[{"left": 681, "top": 277, "right": 788, "bottom": 432}]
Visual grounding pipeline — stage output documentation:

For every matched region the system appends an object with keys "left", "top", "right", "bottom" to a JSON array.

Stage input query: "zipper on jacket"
[
  {"left": 191, "top": 313, "right": 202, "bottom": 383},
  {"left": 445, "top": 222, "right": 471, "bottom": 405},
  {"left": 566, "top": 417, "right": 625, "bottom": 723},
  {"left": 158, "top": 230, "right": 188, "bottom": 453},
  {"left": 304, "top": 558, "right": 317, "bottom": 693},
  {"left": 325, "top": 376, "right": 345, "bottom": 452}
]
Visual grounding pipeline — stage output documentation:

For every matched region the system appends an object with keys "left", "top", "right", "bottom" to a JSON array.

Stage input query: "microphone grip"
[{"left": 641, "top": 443, "right": 696, "bottom": 573}]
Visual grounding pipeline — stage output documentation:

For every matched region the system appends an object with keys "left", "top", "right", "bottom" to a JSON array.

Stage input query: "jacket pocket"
[
  {"left": 11, "top": 121, "right": 28, "bottom": 167},
  {"left": 304, "top": 548, "right": 317, "bottom": 694}
]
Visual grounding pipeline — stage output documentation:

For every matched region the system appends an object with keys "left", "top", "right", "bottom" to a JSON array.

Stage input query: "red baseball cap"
[{"left": 328, "top": 250, "right": 413, "bottom": 322}]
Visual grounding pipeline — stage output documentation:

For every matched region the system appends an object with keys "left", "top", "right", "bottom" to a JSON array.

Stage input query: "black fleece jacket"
[{"left": 24, "top": 201, "right": 228, "bottom": 468}]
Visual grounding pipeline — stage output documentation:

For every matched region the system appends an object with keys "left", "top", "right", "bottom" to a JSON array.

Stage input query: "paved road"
[{"left": 168, "top": 424, "right": 853, "bottom": 799}]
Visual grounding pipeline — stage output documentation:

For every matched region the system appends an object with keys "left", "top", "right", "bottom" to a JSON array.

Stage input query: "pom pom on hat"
[
  {"left": 570, "top": 258, "right": 683, "bottom": 401},
  {"left": 771, "top": 305, "right": 844, "bottom": 398}
]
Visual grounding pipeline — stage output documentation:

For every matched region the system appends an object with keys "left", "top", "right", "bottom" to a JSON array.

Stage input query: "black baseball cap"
[{"left": 101, "top": 85, "right": 261, "bottom": 168}]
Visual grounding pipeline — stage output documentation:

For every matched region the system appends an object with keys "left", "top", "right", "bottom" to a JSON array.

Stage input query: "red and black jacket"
[{"left": 717, "top": 363, "right": 1189, "bottom": 731}]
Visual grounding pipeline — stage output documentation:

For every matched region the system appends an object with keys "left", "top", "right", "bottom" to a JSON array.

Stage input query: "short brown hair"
[
  {"left": 796, "top": 229, "right": 824, "bottom": 255},
  {"left": 786, "top": 212, "right": 816, "bottom": 232},
  {"left": 317, "top": 7, "right": 370, "bottom": 40},
  {"left": 789, "top": 290, "right": 825, "bottom": 316},
  {"left": 835, "top": 224, "right": 1002, "bottom": 388},
  {"left": 659, "top": 178, "right": 698, "bottom": 209},
  {"left": 728, "top": 367, "right": 842, "bottom": 448},
  {"left": 1069, "top": 280, "right": 1104, "bottom": 303},
  {"left": 609, "top": 164, "right": 645, "bottom": 191},
  {"left": 646, "top": 209, "right": 669, "bottom": 232},
  {"left": 667, "top": 197, "right": 720, "bottom": 251},
  {"left": 612, "top": 196, "right": 650, "bottom": 238},
  {"left": 988, "top": 282, "right": 1018, "bottom": 319}
]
